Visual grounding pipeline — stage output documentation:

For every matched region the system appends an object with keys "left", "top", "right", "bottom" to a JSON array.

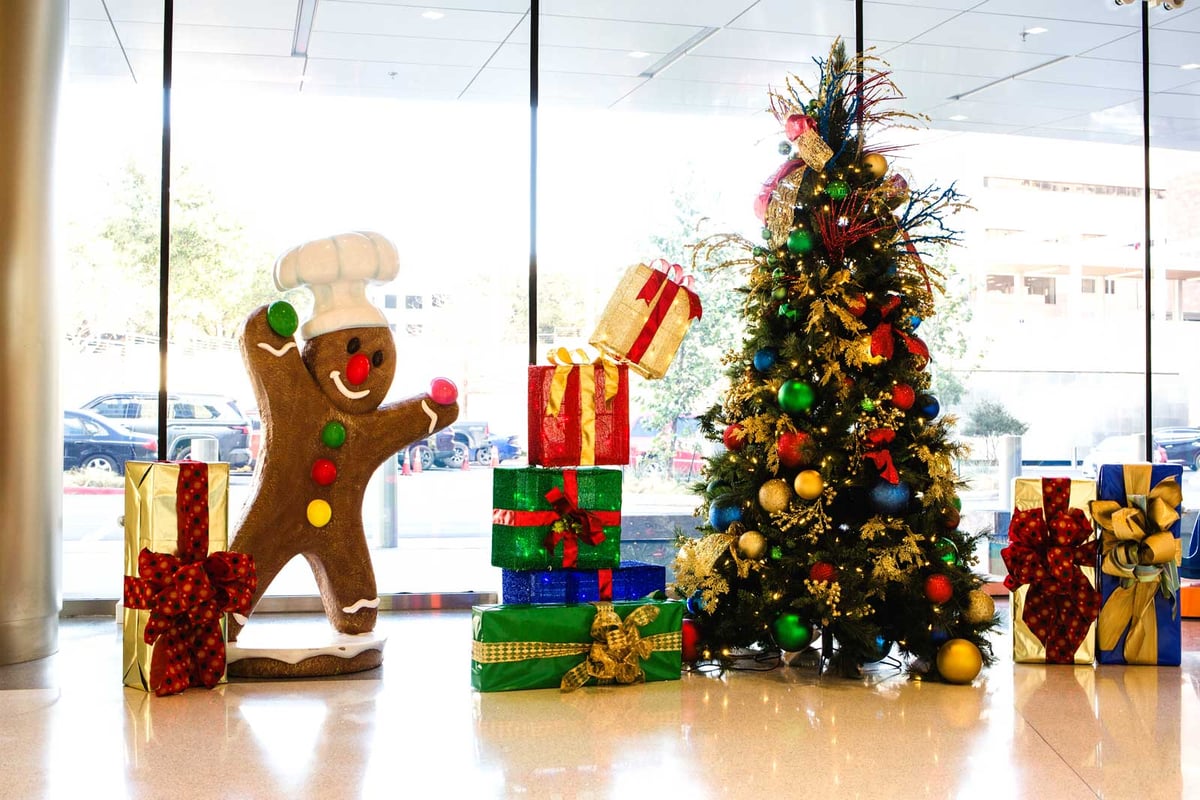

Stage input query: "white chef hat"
[{"left": 274, "top": 231, "right": 400, "bottom": 339}]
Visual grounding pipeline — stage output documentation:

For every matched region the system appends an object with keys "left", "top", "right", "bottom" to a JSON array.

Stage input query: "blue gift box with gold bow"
[{"left": 1092, "top": 464, "right": 1184, "bottom": 666}]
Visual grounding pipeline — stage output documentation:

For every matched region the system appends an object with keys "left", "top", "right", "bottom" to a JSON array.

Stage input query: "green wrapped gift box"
[
  {"left": 471, "top": 600, "right": 684, "bottom": 692},
  {"left": 491, "top": 467, "right": 622, "bottom": 570}
]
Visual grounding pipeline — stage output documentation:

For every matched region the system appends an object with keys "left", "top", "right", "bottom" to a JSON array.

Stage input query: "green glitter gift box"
[
  {"left": 471, "top": 600, "right": 684, "bottom": 692},
  {"left": 491, "top": 467, "right": 622, "bottom": 570}
]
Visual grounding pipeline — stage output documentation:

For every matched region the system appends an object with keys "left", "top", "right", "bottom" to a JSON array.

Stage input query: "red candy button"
[
  {"left": 430, "top": 377, "right": 457, "bottom": 405},
  {"left": 346, "top": 353, "right": 370, "bottom": 385},
  {"left": 311, "top": 458, "right": 337, "bottom": 486}
]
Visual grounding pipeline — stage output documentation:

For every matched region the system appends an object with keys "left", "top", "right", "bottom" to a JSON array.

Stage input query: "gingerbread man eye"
[
  {"left": 371, "top": 350, "right": 384, "bottom": 368},
  {"left": 346, "top": 337, "right": 361, "bottom": 354}
]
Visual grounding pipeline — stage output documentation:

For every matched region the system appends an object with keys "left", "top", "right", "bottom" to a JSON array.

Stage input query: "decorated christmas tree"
[{"left": 673, "top": 41, "right": 998, "bottom": 680}]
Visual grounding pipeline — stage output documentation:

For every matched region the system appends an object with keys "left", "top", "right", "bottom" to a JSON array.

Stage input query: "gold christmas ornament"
[
  {"left": 758, "top": 479, "right": 794, "bottom": 513},
  {"left": 794, "top": 470, "right": 824, "bottom": 500},
  {"left": 738, "top": 530, "right": 768, "bottom": 560},
  {"left": 862, "top": 152, "right": 888, "bottom": 179},
  {"left": 936, "top": 638, "right": 983, "bottom": 685},
  {"left": 963, "top": 589, "right": 996, "bottom": 624}
]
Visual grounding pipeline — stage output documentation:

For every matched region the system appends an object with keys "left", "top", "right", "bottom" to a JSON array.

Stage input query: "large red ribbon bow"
[
  {"left": 863, "top": 428, "right": 899, "bottom": 484},
  {"left": 1001, "top": 477, "right": 1100, "bottom": 663},
  {"left": 123, "top": 462, "right": 257, "bottom": 696},
  {"left": 627, "top": 259, "right": 703, "bottom": 364},
  {"left": 869, "top": 294, "right": 929, "bottom": 364},
  {"left": 543, "top": 469, "right": 609, "bottom": 568}
]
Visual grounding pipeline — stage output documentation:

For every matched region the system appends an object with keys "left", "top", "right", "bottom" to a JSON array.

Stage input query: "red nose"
[{"left": 346, "top": 353, "right": 371, "bottom": 385}]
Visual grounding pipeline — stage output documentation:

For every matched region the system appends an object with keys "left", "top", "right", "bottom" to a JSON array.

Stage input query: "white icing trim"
[
  {"left": 256, "top": 340, "right": 297, "bottom": 357},
  {"left": 232, "top": 613, "right": 248, "bottom": 626},
  {"left": 421, "top": 400, "right": 438, "bottom": 434},
  {"left": 226, "top": 631, "right": 387, "bottom": 665},
  {"left": 330, "top": 370, "right": 370, "bottom": 400},
  {"left": 343, "top": 597, "right": 380, "bottom": 614}
]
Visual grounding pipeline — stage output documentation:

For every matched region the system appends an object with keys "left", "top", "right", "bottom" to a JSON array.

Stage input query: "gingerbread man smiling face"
[{"left": 229, "top": 231, "right": 458, "bottom": 650}]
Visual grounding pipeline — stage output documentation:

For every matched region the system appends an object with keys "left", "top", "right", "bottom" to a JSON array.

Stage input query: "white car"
[{"left": 1081, "top": 434, "right": 1167, "bottom": 477}]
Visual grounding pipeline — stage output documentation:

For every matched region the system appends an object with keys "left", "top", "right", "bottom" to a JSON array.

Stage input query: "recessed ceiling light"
[
  {"left": 628, "top": 51, "right": 650, "bottom": 59},
  {"left": 949, "top": 114, "right": 969, "bottom": 121},
  {"left": 1182, "top": 63, "right": 1200, "bottom": 70},
  {"left": 422, "top": 10, "right": 445, "bottom": 20},
  {"left": 1023, "top": 26, "right": 1049, "bottom": 36}
]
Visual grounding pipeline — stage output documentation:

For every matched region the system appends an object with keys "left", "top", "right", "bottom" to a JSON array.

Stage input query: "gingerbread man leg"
[{"left": 304, "top": 530, "right": 378, "bottom": 636}]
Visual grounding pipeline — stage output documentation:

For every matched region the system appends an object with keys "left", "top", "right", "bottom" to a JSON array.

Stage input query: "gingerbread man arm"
[
  {"left": 352, "top": 394, "right": 459, "bottom": 468},
  {"left": 238, "top": 305, "right": 317, "bottom": 408}
]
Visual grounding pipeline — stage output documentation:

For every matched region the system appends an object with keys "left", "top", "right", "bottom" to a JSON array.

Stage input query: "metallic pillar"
[{"left": 0, "top": 0, "right": 66, "bottom": 664}]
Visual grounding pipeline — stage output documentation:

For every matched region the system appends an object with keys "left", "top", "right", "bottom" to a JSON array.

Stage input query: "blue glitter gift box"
[{"left": 501, "top": 561, "right": 665, "bottom": 605}]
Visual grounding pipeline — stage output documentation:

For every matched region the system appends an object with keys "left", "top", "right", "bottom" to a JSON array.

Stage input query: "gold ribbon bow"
[
  {"left": 1089, "top": 466, "right": 1182, "bottom": 664},
  {"left": 560, "top": 603, "right": 662, "bottom": 692},
  {"left": 544, "top": 347, "right": 622, "bottom": 466}
]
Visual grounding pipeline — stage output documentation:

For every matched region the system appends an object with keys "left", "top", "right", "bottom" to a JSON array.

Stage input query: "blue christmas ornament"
[
  {"left": 931, "top": 628, "right": 951, "bottom": 645},
  {"left": 753, "top": 347, "right": 778, "bottom": 372},
  {"left": 909, "top": 316, "right": 921, "bottom": 330},
  {"left": 916, "top": 394, "right": 940, "bottom": 420},
  {"left": 867, "top": 635, "right": 894, "bottom": 662},
  {"left": 869, "top": 480, "right": 911, "bottom": 514},
  {"left": 709, "top": 499, "right": 743, "bottom": 531},
  {"left": 686, "top": 591, "right": 707, "bottom": 615}
]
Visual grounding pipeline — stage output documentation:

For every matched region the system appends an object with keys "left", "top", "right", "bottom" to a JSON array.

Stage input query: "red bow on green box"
[
  {"left": 542, "top": 470, "right": 613, "bottom": 568},
  {"left": 1001, "top": 477, "right": 1099, "bottom": 663},
  {"left": 123, "top": 462, "right": 256, "bottom": 696}
]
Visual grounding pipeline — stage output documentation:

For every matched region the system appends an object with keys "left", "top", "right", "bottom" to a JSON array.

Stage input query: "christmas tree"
[{"left": 673, "top": 40, "right": 998, "bottom": 680}]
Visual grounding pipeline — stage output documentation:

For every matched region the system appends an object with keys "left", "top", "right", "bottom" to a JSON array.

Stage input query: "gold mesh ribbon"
[
  {"left": 470, "top": 603, "right": 682, "bottom": 693},
  {"left": 544, "top": 347, "right": 621, "bottom": 466},
  {"left": 796, "top": 129, "right": 833, "bottom": 171},
  {"left": 1089, "top": 466, "right": 1182, "bottom": 665},
  {"left": 765, "top": 165, "right": 806, "bottom": 248}
]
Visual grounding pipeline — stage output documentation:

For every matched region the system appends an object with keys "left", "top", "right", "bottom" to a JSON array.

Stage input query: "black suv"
[
  {"left": 82, "top": 392, "right": 252, "bottom": 469},
  {"left": 1154, "top": 427, "right": 1200, "bottom": 471}
]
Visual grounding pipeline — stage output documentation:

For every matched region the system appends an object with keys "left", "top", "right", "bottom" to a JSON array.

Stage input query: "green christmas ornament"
[
  {"left": 826, "top": 179, "right": 850, "bottom": 200},
  {"left": 778, "top": 379, "right": 815, "bottom": 413},
  {"left": 786, "top": 229, "right": 815, "bottom": 254},
  {"left": 770, "top": 546, "right": 783, "bottom": 560},
  {"left": 762, "top": 227, "right": 773, "bottom": 241},
  {"left": 861, "top": 398, "right": 876, "bottom": 412},
  {"left": 771, "top": 267, "right": 785, "bottom": 279},
  {"left": 753, "top": 246, "right": 766, "bottom": 258},
  {"left": 266, "top": 301, "right": 299, "bottom": 337},
  {"left": 778, "top": 304, "right": 798, "bottom": 320},
  {"left": 934, "top": 539, "right": 959, "bottom": 566},
  {"left": 772, "top": 286, "right": 788, "bottom": 301},
  {"left": 767, "top": 253, "right": 779, "bottom": 267},
  {"left": 772, "top": 612, "right": 814, "bottom": 651}
]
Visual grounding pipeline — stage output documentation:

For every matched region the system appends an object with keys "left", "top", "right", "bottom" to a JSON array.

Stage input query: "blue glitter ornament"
[
  {"left": 709, "top": 499, "right": 743, "bottom": 531},
  {"left": 867, "top": 636, "right": 894, "bottom": 662},
  {"left": 931, "top": 628, "right": 951, "bottom": 645},
  {"left": 909, "top": 315, "right": 921, "bottom": 331},
  {"left": 753, "top": 347, "right": 778, "bottom": 372},
  {"left": 686, "top": 591, "right": 707, "bottom": 615},
  {"left": 869, "top": 480, "right": 911, "bottom": 514}
]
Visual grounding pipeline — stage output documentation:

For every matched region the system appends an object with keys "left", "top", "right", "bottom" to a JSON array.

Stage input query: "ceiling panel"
[
  {"left": 70, "top": 0, "right": 110, "bottom": 21},
  {"left": 304, "top": 58, "right": 480, "bottom": 96},
  {"left": 491, "top": 42, "right": 653, "bottom": 76},
  {"left": 336, "top": 0, "right": 530, "bottom": 11},
  {"left": 972, "top": 0, "right": 1141, "bottom": 28},
  {"left": 69, "top": 18, "right": 124, "bottom": 48},
  {"left": 954, "top": 78, "right": 1140, "bottom": 112},
  {"left": 865, "top": 0, "right": 983, "bottom": 10},
  {"left": 1013, "top": 55, "right": 1188, "bottom": 92},
  {"left": 543, "top": 0, "right": 754, "bottom": 28},
  {"left": 874, "top": 41, "right": 1050, "bottom": 78},
  {"left": 315, "top": 1, "right": 524, "bottom": 42},
  {"left": 105, "top": 0, "right": 165, "bottom": 23},
  {"left": 172, "top": 0, "right": 299, "bottom": 29},
  {"left": 171, "top": 52, "right": 306, "bottom": 86},
  {"left": 1150, "top": 91, "right": 1200, "bottom": 119},
  {"left": 910, "top": 13, "right": 1132, "bottom": 55},
  {"left": 1071, "top": 28, "right": 1200, "bottom": 66},
  {"left": 618, "top": 77, "right": 765, "bottom": 110},
  {"left": 660, "top": 54, "right": 803, "bottom": 85},
  {"left": 307, "top": 31, "right": 499, "bottom": 66},
  {"left": 727, "top": 0, "right": 858, "bottom": 36},
  {"left": 510, "top": 14, "right": 706, "bottom": 52},
  {"left": 924, "top": 97, "right": 1078, "bottom": 126},
  {"left": 67, "top": 46, "right": 134, "bottom": 78},
  {"left": 693, "top": 27, "right": 844, "bottom": 63}
]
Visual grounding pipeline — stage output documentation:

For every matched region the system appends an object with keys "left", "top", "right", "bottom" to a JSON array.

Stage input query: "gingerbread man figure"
[{"left": 229, "top": 231, "right": 458, "bottom": 643}]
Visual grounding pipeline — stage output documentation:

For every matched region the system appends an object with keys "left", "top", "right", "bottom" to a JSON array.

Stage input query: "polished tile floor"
[{"left": 3, "top": 605, "right": 1199, "bottom": 799}]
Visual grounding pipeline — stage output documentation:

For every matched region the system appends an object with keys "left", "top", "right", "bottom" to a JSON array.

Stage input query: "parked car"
[
  {"left": 81, "top": 392, "right": 252, "bottom": 468},
  {"left": 400, "top": 421, "right": 504, "bottom": 469},
  {"left": 63, "top": 409, "right": 158, "bottom": 474},
  {"left": 488, "top": 432, "right": 525, "bottom": 464},
  {"left": 1153, "top": 426, "right": 1200, "bottom": 471},
  {"left": 1081, "top": 434, "right": 1168, "bottom": 477},
  {"left": 629, "top": 414, "right": 720, "bottom": 478}
]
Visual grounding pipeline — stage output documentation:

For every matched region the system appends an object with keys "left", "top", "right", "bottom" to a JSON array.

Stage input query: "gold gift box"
[
  {"left": 589, "top": 262, "right": 700, "bottom": 380},
  {"left": 1011, "top": 477, "right": 1097, "bottom": 665},
  {"left": 122, "top": 461, "right": 229, "bottom": 691}
]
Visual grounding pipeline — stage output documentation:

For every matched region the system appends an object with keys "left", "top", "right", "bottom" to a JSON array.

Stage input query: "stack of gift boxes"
[
  {"left": 1002, "top": 463, "right": 1184, "bottom": 667},
  {"left": 472, "top": 260, "right": 702, "bottom": 692}
]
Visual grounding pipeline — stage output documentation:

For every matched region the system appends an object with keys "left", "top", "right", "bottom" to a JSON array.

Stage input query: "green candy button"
[
  {"left": 321, "top": 420, "right": 346, "bottom": 449},
  {"left": 267, "top": 301, "right": 299, "bottom": 337}
]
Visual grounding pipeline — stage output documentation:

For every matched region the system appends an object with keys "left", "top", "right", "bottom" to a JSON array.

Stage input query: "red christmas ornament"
[
  {"left": 944, "top": 507, "right": 961, "bottom": 529},
  {"left": 924, "top": 574, "right": 953, "bottom": 604},
  {"left": 723, "top": 423, "right": 747, "bottom": 452},
  {"left": 681, "top": 618, "right": 702, "bottom": 662},
  {"left": 777, "top": 430, "right": 814, "bottom": 468},
  {"left": 809, "top": 561, "right": 837, "bottom": 583},
  {"left": 847, "top": 294, "right": 868, "bottom": 318},
  {"left": 891, "top": 384, "right": 916, "bottom": 410},
  {"left": 785, "top": 113, "right": 817, "bottom": 140}
]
